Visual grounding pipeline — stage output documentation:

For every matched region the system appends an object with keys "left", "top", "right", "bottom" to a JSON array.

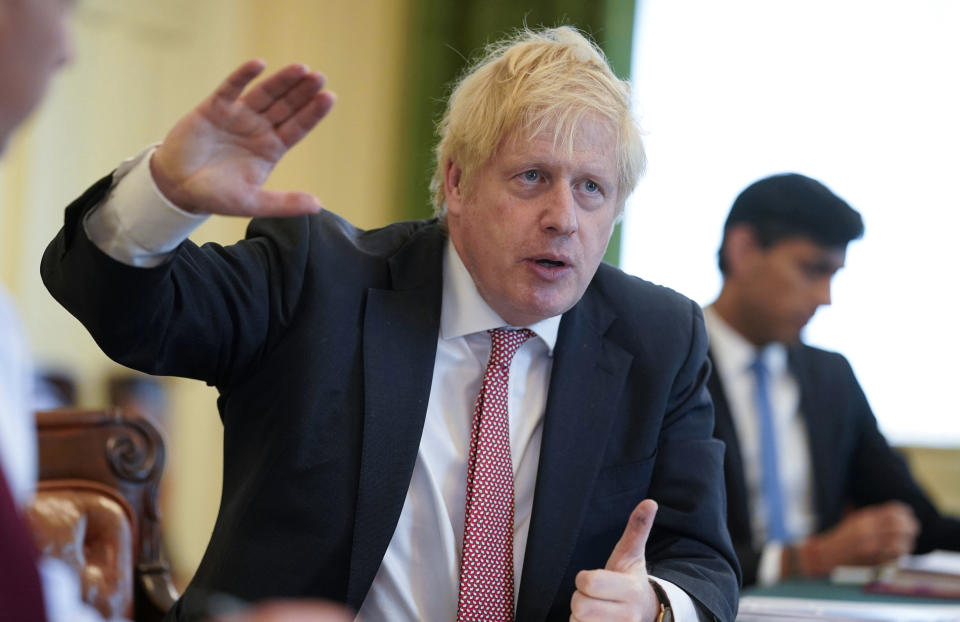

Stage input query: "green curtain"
[{"left": 397, "top": 0, "right": 637, "bottom": 265}]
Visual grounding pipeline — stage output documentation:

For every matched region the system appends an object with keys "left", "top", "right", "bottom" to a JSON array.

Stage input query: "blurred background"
[{"left": 2, "top": 0, "right": 957, "bottom": 590}]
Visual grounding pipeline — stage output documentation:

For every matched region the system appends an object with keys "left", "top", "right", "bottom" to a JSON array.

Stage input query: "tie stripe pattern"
[{"left": 457, "top": 328, "right": 533, "bottom": 622}]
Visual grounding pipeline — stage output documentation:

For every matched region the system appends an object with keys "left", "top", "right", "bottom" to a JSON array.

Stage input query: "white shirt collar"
[
  {"left": 704, "top": 305, "right": 788, "bottom": 377},
  {"left": 441, "top": 239, "right": 560, "bottom": 354}
]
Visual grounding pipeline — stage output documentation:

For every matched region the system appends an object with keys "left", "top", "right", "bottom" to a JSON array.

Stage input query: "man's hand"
[
  {"left": 796, "top": 501, "right": 920, "bottom": 575},
  {"left": 570, "top": 499, "right": 663, "bottom": 622},
  {"left": 150, "top": 60, "right": 335, "bottom": 216}
]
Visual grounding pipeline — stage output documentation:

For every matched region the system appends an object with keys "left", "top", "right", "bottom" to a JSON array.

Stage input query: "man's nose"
[
  {"left": 540, "top": 184, "right": 578, "bottom": 235},
  {"left": 814, "top": 277, "right": 832, "bottom": 306}
]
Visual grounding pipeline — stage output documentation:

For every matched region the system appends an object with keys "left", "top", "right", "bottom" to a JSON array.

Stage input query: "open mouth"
[{"left": 535, "top": 259, "right": 565, "bottom": 267}]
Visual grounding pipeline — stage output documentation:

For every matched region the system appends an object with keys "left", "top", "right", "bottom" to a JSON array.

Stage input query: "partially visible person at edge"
[
  {"left": 706, "top": 172, "right": 960, "bottom": 586},
  {"left": 41, "top": 24, "right": 740, "bottom": 622},
  {"left": 0, "top": 1, "right": 350, "bottom": 620}
]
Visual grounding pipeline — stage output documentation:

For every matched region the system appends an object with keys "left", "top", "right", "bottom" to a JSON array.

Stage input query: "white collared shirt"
[
  {"left": 0, "top": 286, "right": 109, "bottom": 622},
  {"left": 356, "top": 239, "right": 559, "bottom": 620},
  {"left": 704, "top": 306, "right": 817, "bottom": 584},
  {"left": 85, "top": 147, "right": 700, "bottom": 620}
]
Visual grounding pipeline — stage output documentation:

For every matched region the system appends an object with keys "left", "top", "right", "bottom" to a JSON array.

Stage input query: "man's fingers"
[
  {"left": 575, "top": 569, "right": 644, "bottom": 601},
  {"left": 276, "top": 91, "right": 336, "bottom": 148},
  {"left": 880, "top": 503, "right": 920, "bottom": 536},
  {"left": 211, "top": 60, "right": 267, "bottom": 104},
  {"left": 242, "top": 63, "right": 311, "bottom": 112},
  {"left": 263, "top": 72, "right": 326, "bottom": 127},
  {"left": 252, "top": 189, "right": 323, "bottom": 217},
  {"left": 569, "top": 589, "right": 626, "bottom": 621},
  {"left": 604, "top": 499, "right": 658, "bottom": 574}
]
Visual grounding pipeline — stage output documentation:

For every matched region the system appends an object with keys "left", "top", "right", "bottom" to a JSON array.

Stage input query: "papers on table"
[
  {"left": 737, "top": 596, "right": 960, "bottom": 621},
  {"left": 866, "top": 551, "right": 960, "bottom": 600},
  {"left": 899, "top": 551, "right": 960, "bottom": 576}
]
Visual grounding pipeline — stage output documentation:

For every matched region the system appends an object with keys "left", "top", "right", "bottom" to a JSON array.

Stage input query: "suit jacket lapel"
[
  {"left": 346, "top": 225, "right": 445, "bottom": 608},
  {"left": 707, "top": 351, "right": 753, "bottom": 546},
  {"left": 789, "top": 345, "right": 836, "bottom": 530},
  {"left": 516, "top": 293, "right": 632, "bottom": 622}
]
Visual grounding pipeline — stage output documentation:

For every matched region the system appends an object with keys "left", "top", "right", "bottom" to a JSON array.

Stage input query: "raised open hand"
[
  {"left": 149, "top": 60, "right": 335, "bottom": 217},
  {"left": 570, "top": 499, "right": 663, "bottom": 622}
]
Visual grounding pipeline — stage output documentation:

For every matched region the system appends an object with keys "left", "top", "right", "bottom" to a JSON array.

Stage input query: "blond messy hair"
[{"left": 430, "top": 26, "right": 646, "bottom": 219}]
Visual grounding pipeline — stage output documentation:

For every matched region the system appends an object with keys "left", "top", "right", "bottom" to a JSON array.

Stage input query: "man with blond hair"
[{"left": 43, "top": 26, "right": 739, "bottom": 621}]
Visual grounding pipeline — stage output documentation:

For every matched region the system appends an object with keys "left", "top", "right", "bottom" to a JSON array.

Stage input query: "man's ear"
[
  {"left": 724, "top": 224, "right": 761, "bottom": 277},
  {"left": 444, "top": 159, "right": 464, "bottom": 216}
]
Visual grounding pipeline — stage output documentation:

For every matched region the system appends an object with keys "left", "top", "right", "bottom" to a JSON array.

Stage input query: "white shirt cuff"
[
  {"left": 757, "top": 541, "right": 784, "bottom": 585},
  {"left": 39, "top": 556, "right": 114, "bottom": 622},
  {"left": 83, "top": 145, "right": 208, "bottom": 267},
  {"left": 650, "top": 575, "right": 699, "bottom": 621}
]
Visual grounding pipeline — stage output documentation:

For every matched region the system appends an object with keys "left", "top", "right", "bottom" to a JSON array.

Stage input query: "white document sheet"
[{"left": 737, "top": 596, "right": 960, "bottom": 622}]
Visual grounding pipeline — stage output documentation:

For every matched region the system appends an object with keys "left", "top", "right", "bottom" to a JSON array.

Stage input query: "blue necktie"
[{"left": 750, "top": 356, "right": 788, "bottom": 542}]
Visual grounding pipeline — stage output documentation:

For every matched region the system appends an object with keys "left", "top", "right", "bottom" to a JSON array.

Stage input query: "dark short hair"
[{"left": 717, "top": 173, "right": 864, "bottom": 273}]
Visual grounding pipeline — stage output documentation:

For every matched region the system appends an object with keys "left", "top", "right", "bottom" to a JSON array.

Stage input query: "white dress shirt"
[
  {"left": 0, "top": 289, "right": 106, "bottom": 622},
  {"left": 84, "top": 147, "right": 700, "bottom": 620},
  {"left": 0, "top": 288, "right": 36, "bottom": 506},
  {"left": 704, "top": 306, "right": 817, "bottom": 585}
]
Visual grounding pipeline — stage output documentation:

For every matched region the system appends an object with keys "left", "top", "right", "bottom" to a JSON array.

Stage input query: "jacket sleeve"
[
  {"left": 41, "top": 174, "right": 313, "bottom": 389},
  {"left": 644, "top": 301, "right": 742, "bottom": 621},
  {"left": 838, "top": 354, "right": 960, "bottom": 552}
]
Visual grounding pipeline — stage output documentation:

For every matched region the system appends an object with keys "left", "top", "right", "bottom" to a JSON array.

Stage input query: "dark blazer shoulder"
[
  {"left": 583, "top": 264, "right": 706, "bottom": 380},
  {"left": 588, "top": 264, "right": 703, "bottom": 335}
]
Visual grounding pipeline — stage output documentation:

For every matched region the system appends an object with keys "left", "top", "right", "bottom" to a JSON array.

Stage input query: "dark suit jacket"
[
  {"left": 42, "top": 175, "right": 740, "bottom": 621},
  {"left": 709, "top": 344, "right": 960, "bottom": 586}
]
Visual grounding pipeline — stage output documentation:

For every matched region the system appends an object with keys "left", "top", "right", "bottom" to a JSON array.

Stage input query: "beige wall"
[
  {"left": 1, "top": 0, "right": 410, "bottom": 584},
  {"left": 899, "top": 446, "right": 960, "bottom": 516}
]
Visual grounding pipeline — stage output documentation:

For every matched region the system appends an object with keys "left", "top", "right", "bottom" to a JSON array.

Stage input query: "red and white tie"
[{"left": 457, "top": 327, "right": 534, "bottom": 622}]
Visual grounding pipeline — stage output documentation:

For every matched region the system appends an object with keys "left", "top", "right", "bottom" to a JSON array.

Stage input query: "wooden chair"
[{"left": 25, "top": 409, "right": 179, "bottom": 621}]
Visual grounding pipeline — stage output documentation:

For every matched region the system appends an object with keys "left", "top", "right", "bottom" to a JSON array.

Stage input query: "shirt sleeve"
[
  {"left": 650, "top": 576, "right": 701, "bottom": 621},
  {"left": 0, "top": 289, "right": 36, "bottom": 506},
  {"left": 83, "top": 145, "right": 208, "bottom": 268},
  {"left": 38, "top": 557, "right": 112, "bottom": 622},
  {"left": 756, "top": 542, "right": 784, "bottom": 585}
]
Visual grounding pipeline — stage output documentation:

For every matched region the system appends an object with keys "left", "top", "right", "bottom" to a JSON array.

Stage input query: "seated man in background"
[
  {"left": 706, "top": 172, "right": 960, "bottom": 586},
  {"left": 42, "top": 25, "right": 740, "bottom": 622}
]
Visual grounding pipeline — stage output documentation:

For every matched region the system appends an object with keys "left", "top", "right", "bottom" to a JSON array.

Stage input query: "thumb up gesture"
[{"left": 570, "top": 499, "right": 663, "bottom": 622}]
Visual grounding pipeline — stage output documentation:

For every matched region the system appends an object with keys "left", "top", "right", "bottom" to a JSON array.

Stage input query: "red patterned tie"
[
  {"left": 457, "top": 327, "right": 534, "bottom": 622},
  {"left": 0, "top": 466, "right": 47, "bottom": 621}
]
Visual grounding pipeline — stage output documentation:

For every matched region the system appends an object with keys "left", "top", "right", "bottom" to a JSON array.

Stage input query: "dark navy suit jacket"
[
  {"left": 709, "top": 345, "right": 960, "bottom": 586},
  {"left": 43, "top": 174, "right": 740, "bottom": 621}
]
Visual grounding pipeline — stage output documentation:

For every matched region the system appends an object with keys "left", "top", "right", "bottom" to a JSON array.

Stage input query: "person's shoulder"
[
  {"left": 584, "top": 264, "right": 703, "bottom": 356},
  {"left": 794, "top": 341, "right": 851, "bottom": 367},
  {"left": 590, "top": 262, "right": 699, "bottom": 320},
  {"left": 247, "top": 212, "right": 443, "bottom": 259},
  {"left": 792, "top": 342, "right": 859, "bottom": 382}
]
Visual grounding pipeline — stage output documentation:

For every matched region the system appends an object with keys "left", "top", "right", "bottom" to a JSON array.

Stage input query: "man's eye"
[
  {"left": 522, "top": 170, "right": 540, "bottom": 182},
  {"left": 584, "top": 180, "right": 601, "bottom": 194}
]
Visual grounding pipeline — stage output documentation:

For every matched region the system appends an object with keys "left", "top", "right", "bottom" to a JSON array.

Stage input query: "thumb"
[
  {"left": 251, "top": 189, "right": 323, "bottom": 217},
  {"left": 605, "top": 499, "right": 658, "bottom": 574}
]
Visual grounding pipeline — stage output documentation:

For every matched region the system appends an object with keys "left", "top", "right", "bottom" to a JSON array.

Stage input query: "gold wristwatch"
[{"left": 650, "top": 580, "right": 674, "bottom": 622}]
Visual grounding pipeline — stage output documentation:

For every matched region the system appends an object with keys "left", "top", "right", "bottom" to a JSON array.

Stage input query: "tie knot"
[
  {"left": 749, "top": 355, "right": 768, "bottom": 379},
  {"left": 488, "top": 328, "right": 534, "bottom": 366}
]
